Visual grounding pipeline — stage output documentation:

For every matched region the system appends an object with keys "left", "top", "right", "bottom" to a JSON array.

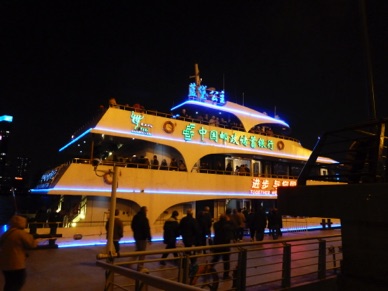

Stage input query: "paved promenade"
[{"left": 0, "top": 228, "right": 341, "bottom": 291}]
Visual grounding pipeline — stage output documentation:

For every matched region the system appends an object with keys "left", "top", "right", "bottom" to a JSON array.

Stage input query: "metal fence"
[{"left": 96, "top": 232, "right": 342, "bottom": 291}]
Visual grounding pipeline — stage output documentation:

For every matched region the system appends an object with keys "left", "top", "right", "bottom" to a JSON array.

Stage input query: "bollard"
[
  {"left": 320, "top": 219, "right": 326, "bottom": 229},
  {"left": 327, "top": 218, "right": 333, "bottom": 229}
]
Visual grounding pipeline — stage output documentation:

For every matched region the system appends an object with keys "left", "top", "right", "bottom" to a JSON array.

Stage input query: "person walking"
[
  {"left": 231, "top": 208, "right": 245, "bottom": 241},
  {"left": 160, "top": 211, "right": 180, "bottom": 265},
  {"left": 179, "top": 209, "right": 199, "bottom": 263},
  {"left": 211, "top": 214, "right": 235, "bottom": 280},
  {"left": 131, "top": 206, "right": 152, "bottom": 270},
  {"left": 105, "top": 209, "right": 124, "bottom": 255},
  {"left": 253, "top": 206, "right": 267, "bottom": 241},
  {"left": 197, "top": 206, "right": 212, "bottom": 252},
  {"left": 246, "top": 208, "right": 256, "bottom": 241},
  {"left": 0, "top": 215, "right": 38, "bottom": 291}
]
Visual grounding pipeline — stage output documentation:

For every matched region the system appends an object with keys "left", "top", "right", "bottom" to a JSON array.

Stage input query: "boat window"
[
  {"left": 273, "top": 162, "right": 289, "bottom": 177},
  {"left": 252, "top": 160, "right": 261, "bottom": 177}
]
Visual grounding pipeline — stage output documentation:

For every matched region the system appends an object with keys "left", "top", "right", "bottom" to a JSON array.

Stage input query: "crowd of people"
[
  {"left": 0, "top": 205, "right": 282, "bottom": 289},
  {"left": 124, "top": 155, "right": 187, "bottom": 171}
]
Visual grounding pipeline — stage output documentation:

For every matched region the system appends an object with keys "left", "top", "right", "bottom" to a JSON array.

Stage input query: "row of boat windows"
[{"left": 81, "top": 155, "right": 304, "bottom": 179}]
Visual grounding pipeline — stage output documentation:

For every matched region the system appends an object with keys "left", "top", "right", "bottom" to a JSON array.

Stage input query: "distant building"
[{"left": 0, "top": 115, "right": 13, "bottom": 193}]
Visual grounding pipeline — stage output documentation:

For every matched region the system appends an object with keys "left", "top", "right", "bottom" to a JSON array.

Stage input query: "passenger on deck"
[
  {"left": 160, "top": 159, "right": 168, "bottom": 170},
  {"left": 151, "top": 155, "right": 159, "bottom": 170},
  {"left": 169, "top": 158, "right": 178, "bottom": 171},
  {"left": 178, "top": 160, "right": 186, "bottom": 171},
  {"left": 138, "top": 156, "right": 149, "bottom": 169},
  {"left": 226, "top": 161, "right": 233, "bottom": 174}
]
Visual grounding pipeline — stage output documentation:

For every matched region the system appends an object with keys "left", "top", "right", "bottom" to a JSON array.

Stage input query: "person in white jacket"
[{"left": 0, "top": 215, "right": 38, "bottom": 291}]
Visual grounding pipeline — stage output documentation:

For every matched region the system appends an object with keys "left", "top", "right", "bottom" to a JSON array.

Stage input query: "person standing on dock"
[
  {"left": 0, "top": 215, "right": 38, "bottom": 291},
  {"left": 105, "top": 209, "right": 124, "bottom": 255},
  {"left": 131, "top": 206, "right": 152, "bottom": 271}
]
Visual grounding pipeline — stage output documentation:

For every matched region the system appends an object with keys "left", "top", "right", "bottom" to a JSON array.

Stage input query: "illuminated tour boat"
[{"left": 31, "top": 64, "right": 338, "bottom": 240}]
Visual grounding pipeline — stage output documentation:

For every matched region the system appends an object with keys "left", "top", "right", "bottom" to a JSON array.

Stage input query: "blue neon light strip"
[
  {"left": 59, "top": 128, "right": 92, "bottom": 152},
  {"left": 31, "top": 187, "right": 272, "bottom": 196},
  {"left": 0, "top": 115, "right": 13, "bottom": 122},
  {"left": 171, "top": 100, "right": 290, "bottom": 127}
]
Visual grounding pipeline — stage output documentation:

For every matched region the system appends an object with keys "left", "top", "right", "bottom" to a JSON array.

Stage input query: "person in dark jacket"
[
  {"left": 160, "top": 211, "right": 180, "bottom": 265},
  {"left": 179, "top": 209, "right": 199, "bottom": 263},
  {"left": 246, "top": 208, "right": 256, "bottom": 241},
  {"left": 253, "top": 206, "right": 267, "bottom": 241},
  {"left": 211, "top": 214, "right": 235, "bottom": 280},
  {"left": 105, "top": 209, "right": 124, "bottom": 255},
  {"left": 131, "top": 206, "right": 152, "bottom": 270},
  {"left": 197, "top": 206, "right": 212, "bottom": 251},
  {"left": 269, "top": 208, "right": 283, "bottom": 239}
]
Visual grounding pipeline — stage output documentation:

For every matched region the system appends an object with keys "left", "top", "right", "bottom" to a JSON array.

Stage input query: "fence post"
[
  {"left": 282, "top": 243, "right": 291, "bottom": 288},
  {"left": 233, "top": 248, "right": 247, "bottom": 291},
  {"left": 104, "top": 257, "right": 114, "bottom": 291},
  {"left": 318, "top": 240, "right": 326, "bottom": 279}
]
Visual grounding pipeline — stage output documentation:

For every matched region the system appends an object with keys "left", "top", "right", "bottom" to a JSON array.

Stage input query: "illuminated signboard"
[
  {"left": 131, "top": 111, "right": 152, "bottom": 135},
  {"left": 250, "top": 178, "right": 297, "bottom": 196},
  {"left": 183, "top": 123, "right": 274, "bottom": 150},
  {"left": 188, "top": 83, "right": 225, "bottom": 105}
]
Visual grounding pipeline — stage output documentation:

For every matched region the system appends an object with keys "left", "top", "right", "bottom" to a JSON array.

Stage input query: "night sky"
[{"left": 1, "top": 1, "right": 387, "bottom": 180}]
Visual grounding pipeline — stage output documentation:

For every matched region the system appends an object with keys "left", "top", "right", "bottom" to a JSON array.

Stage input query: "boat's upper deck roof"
[{"left": 171, "top": 97, "right": 290, "bottom": 134}]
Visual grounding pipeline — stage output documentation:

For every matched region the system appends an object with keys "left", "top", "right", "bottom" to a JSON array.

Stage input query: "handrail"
[
  {"left": 96, "top": 261, "right": 203, "bottom": 291},
  {"left": 96, "top": 232, "right": 342, "bottom": 290}
]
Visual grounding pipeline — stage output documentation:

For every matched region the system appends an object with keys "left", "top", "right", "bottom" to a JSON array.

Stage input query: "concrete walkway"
[{"left": 0, "top": 229, "right": 341, "bottom": 291}]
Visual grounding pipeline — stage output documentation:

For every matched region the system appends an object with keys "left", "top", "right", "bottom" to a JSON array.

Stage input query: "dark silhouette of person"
[
  {"left": 151, "top": 155, "right": 159, "bottom": 170},
  {"left": 197, "top": 206, "right": 212, "bottom": 252},
  {"left": 268, "top": 208, "right": 282, "bottom": 239},
  {"left": 169, "top": 158, "right": 178, "bottom": 171},
  {"left": 131, "top": 206, "right": 152, "bottom": 270},
  {"left": 253, "top": 206, "right": 267, "bottom": 241},
  {"left": 105, "top": 209, "right": 124, "bottom": 255},
  {"left": 211, "top": 214, "right": 234, "bottom": 279},
  {"left": 0, "top": 215, "right": 38, "bottom": 291},
  {"left": 160, "top": 211, "right": 180, "bottom": 265},
  {"left": 246, "top": 208, "right": 256, "bottom": 241},
  {"left": 179, "top": 209, "right": 199, "bottom": 263},
  {"left": 160, "top": 159, "right": 168, "bottom": 170}
]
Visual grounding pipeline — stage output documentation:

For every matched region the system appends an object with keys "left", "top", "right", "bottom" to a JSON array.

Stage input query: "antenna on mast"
[{"left": 189, "top": 63, "right": 201, "bottom": 86}]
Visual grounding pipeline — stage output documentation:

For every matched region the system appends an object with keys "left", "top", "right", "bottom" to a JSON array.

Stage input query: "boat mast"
[{"left": 193, "top": 63, "right": 201, "bottom": 86}]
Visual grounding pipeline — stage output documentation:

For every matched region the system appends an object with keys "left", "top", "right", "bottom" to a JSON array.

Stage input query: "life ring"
[
  {"left": 103, "top": 171, "right": 113, "bottom": 185},
  {"left": 163, "top": 121, "right": 175, "bottom": 134},
  {"left": 277, "top": 141, "right": 285, "bottom": 151}
]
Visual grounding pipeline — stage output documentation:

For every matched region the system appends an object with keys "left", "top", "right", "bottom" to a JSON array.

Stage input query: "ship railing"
[
  {"left": 68, "top": 158, "right": 300, "bottom": 180},
  {"left": 97, "top": 232, "right": 342, "bottom": 291},
  {"left": 112, "top": 102, "right": 299, "bottom": 143}
]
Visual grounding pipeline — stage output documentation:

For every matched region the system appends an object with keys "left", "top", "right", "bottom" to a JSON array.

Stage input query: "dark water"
[
  {"left": 0, "top": 194, "right": 59, "bottom": 225},
  {"left": 0, "top": 195, "right": 15, "bottom": 225}
]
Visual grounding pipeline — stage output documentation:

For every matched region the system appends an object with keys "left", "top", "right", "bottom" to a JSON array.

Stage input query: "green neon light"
[{"left": 182, "top": 123, "right": 275, "bottom": 150}]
